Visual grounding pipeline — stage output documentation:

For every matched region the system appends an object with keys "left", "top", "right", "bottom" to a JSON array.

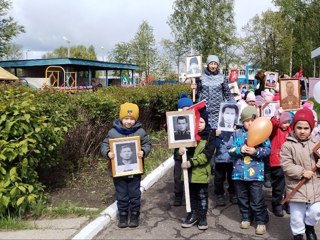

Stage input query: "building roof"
[
  {"left": 0, "top": 67, "right": 19, "bottom": 80},
  {"left": 0, "top": 58, "right": 139, "bottom": 71}
]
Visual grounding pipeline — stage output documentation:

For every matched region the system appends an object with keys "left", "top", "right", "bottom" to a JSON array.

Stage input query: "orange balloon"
[{"left": 247, "top": 117, "right": 272, "bottom": 147}]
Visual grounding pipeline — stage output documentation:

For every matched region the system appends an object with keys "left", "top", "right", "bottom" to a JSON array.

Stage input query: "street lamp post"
[
  {"left": 101, "top": 46, "right": 105, "bottom": 61},
  {"left": 62, "top": 36, "right": 71, "bottom": 58},
  {"left": 25, "top": 49, "right": 30, "bottom": 60}
]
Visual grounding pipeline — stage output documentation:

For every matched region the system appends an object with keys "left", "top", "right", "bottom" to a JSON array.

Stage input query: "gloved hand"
[
  {"left": 181, "top": 161, "right": 191, "bottom": 169},
  {"left": 178, "top": 147, "right": 186, "bottom": 155}
]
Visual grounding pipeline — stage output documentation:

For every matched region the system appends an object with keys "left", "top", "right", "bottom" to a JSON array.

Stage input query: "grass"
[{"left": 0, "top": 216, "right": 36, "bottom": 230}]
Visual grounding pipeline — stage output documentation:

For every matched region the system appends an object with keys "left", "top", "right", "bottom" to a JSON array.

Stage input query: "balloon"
[
  {"left": 247, "top": 117, "right": 272, "bottom": 147},
  {"left": 313, "top": 81, "right": 320, "bottom": 104}
]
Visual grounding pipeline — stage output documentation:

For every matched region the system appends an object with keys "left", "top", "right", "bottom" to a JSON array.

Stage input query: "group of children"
[{"left": 100, "top": 92, "right": 320, "bottom": 239}]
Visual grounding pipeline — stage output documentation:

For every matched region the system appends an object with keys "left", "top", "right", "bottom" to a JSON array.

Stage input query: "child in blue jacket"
[{"left": 229, "top": 106, "right": 271, "bottom": 235}]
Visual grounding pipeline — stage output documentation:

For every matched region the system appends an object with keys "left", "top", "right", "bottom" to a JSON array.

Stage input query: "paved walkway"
[
  {"left": 96, "top": 170, "right": 320, "bottom": 240},
  {"left": 1, "top": 165, "right": 320, "bottom": 239}
]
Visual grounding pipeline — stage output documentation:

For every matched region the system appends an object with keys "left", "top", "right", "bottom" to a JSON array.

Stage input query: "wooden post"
[
  {"left": 182, "top": 152, "right": 191, "bottom": 212},
  {"left": 192, "top": 78, "right": 196, "bottom": 102}
]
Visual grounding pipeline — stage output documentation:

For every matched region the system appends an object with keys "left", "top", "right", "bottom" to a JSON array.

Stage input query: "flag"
[{"left": 186, "top": 100, "right": 207, "bottom": 141}]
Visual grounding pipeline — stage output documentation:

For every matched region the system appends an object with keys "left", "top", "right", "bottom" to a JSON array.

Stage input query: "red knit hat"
[{"left": 292, "top": 108, "right": 315, "bottom": 130}]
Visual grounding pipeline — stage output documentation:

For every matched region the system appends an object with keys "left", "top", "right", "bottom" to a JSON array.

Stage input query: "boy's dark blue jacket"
[{"left": 214, "top": 131, "right": 233, "bottom": 163}]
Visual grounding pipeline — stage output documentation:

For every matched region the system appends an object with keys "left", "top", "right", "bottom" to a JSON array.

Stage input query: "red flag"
[
  {"left": 293, "top": 65, "right": 303, "bottom": 78},
  {"left": 186, "top": 100, "right": 207, "bottom": 141}
]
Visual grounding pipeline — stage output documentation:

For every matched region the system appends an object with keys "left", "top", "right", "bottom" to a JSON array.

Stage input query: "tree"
[
  {"left": 1, "top": 43, "right": 23, "bottom": 60},
  {"left": 109, "top": 42, "right": 133, "bottom": 63},
  {"left": 241, "top": 10, "right": 292, "bottom": 73},
  {"left": 0, "top": 0, "right": 25, "bottom": 59},
  {"left": 168, "top": 0, "right": 236, "bottom": 60},
  {"left": 273, "top": 0, "right": 320, "bottom": 76},
  {"left": 160, "top": 38, "right": 189, "bottom": 75},
  {"left": 42, "top": 45, "right": 97, "bottom": 60},
  {"left": 131, "top": 20, "right": 157, "bottom": 76}
]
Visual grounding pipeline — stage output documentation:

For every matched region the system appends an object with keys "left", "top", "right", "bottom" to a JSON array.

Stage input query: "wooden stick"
[
  {"left": 281, "top": 165, "right": 317, "bottom": 205},
  {"left": 192, "top": 78, "right": 196, "bottom": 102},
  {"left": 182, "top": 152, "right": 191, "bottom": 212}
]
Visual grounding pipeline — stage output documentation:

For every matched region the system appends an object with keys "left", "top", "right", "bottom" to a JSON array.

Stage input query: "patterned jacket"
[
  {"left": 197, "top": 68, "right": 234, "bottom": 129},
  {"left": 229, "top": 128, "right": 271, "bottom": 181}
]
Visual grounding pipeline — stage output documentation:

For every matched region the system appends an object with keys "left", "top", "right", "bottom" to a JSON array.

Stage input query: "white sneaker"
[
  {"left": 255, "top": 224, "right": 266, "bottom": 235},
  {"left": 240, "top": 221, "right": 251, "bottom": 229}
]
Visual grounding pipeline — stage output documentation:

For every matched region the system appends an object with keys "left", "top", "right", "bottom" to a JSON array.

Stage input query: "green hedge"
[{"left": 0, "top": 83, "right": 191, "bottom": 216}]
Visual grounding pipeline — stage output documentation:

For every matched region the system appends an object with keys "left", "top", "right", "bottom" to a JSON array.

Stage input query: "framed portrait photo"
[
  {"left": 279, "top": 78, "right": 301, "bottom": 111},
  {"left": 308, "top": 78, "right": 320, "bottom": 98},
  {"left": 313, "top": 142, "right": 320, "bottom": 158},
  {"left": 218, "top": 103, "right": 240, "bottom": 132},
  {"left": 109, "top": 136, "right": 143, "bottom": 177},
  {"left": 228, "top": 82, "right": 240, "bottom": 95},
  {"left": 264, "top": 71, "right": 279, "bottom": 89},
  {"left": 300, "top": 77, "right": 308, "bottom": 101},
  {"left": 186, "top": 55, "right": 202, "bottom": 78},
  {"left": 166, "top": 110, "right": 197, "bottom": 149},
  {"left": 261, "top": 101, "right": 278, "bottom": 118}
]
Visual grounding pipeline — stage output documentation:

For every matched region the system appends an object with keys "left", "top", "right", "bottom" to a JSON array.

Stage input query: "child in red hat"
[{"left": 280, "top": 108, "right": 320, "bottom": 240}]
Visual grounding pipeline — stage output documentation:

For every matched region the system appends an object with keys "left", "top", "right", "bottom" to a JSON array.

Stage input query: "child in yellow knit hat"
[{"left": 101, "top": 102, "right": 152, "bottom": 228}]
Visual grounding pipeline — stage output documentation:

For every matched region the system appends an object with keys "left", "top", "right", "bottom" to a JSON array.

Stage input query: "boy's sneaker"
[
  {"left": 255, "top": 224, "right": 266, "bottom": 235},
  {"left": 197, "top": 213, "right": 208, "bottom": 230},
  {"left": 229, "top": 194, "right": 238, "bottom": 204},
  {"left": 181, "top": 211, "right": 198, "bottom": 228},
  {"left": 240, "top": 221, "right": 251, "bottom": 229},
  {"left": 216, "top": 195, "right": 226, "bottom": 207}
]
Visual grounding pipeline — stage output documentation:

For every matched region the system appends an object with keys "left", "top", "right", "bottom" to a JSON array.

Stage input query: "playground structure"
[{"left": 0, "top": 58, "right": 139, "bottom": 92}]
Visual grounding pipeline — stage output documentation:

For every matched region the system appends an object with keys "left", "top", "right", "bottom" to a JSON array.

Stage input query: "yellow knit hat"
[{"left": 119, "top": 103, "right": 139, "bottom": 120}]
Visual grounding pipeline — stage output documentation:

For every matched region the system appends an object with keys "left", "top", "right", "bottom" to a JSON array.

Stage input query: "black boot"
[
  {"left": 118, "top": 211, "right": 128, "bottom": 228},
  {"left": 293, "top": 234, "right": 304, "bottom": 240},
  {"left": 128, "top": 211, "right": 140, "bottom": 228},
  {"left": 181, "top": 211, "right": 198, "bottom": 228},
  {"left": 306, "top": 224, "right": 317, "bottom": 240},
  {"left": 216, "top": 195, "right": 226, "bottom": 207},
  {"left": 197, "top": 212, "right": 208, "bottom": 230}
]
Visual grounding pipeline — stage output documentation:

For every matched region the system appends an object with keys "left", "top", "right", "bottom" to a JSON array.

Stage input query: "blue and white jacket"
[{"left": 228, "top": 128, "right": 271, "bottom": 181}]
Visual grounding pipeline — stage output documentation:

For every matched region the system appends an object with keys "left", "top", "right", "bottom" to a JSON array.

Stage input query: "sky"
[{"left": 9, "top": 0, "right": 277, "bottom": 60}]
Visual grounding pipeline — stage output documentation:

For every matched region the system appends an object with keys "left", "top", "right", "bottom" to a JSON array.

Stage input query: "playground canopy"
[{"left": 0, "top": 67, "right": 19, "bottom": 81}]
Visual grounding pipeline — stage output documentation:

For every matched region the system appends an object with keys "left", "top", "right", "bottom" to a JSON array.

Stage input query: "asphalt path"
[{"left": 96, "top": 169, "right": 320, "bottom": 239}]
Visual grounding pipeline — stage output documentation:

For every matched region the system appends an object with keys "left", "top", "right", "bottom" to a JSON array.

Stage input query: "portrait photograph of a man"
[
  {"left": 109, "top": 136, "right": 143, "bottom": 177},
  {"left": 279, "top": 79, "right": 301, "bottom": 111},
  {"left": 186, "top": 55, "right": 202, "bottom": 78},
  {"left": 265, "top": 71, "right": 279, "bottom": 89},
  {"left": 174, "top": 115, "right": 191, "bottom": 140},
  {"left": 166, "top": 110, "right": 197, "bottom": 149}
]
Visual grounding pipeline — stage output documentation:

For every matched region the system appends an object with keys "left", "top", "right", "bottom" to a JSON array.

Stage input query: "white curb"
[{"left": 72, "top": 156, "right": 174, "bottom": 240}]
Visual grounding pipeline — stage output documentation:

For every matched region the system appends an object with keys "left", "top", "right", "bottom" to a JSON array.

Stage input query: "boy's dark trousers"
[
  {"left": 113, "top": 175, "right": 141, "bottom": 213},
  {"left": 189, "top": 183, "right": 209, "bottom": 213},
  {"left": 234, "top": 180, "right": 269, "bottom": 224},
  {"left": 174, "top": 160, "right": 184, "bottom": 199},
  {"left": 214, "top": 162, "right": 235, "bottom": 195},
  {"left": 270, "top": 166, "right": 285, "bottom": 212}
]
